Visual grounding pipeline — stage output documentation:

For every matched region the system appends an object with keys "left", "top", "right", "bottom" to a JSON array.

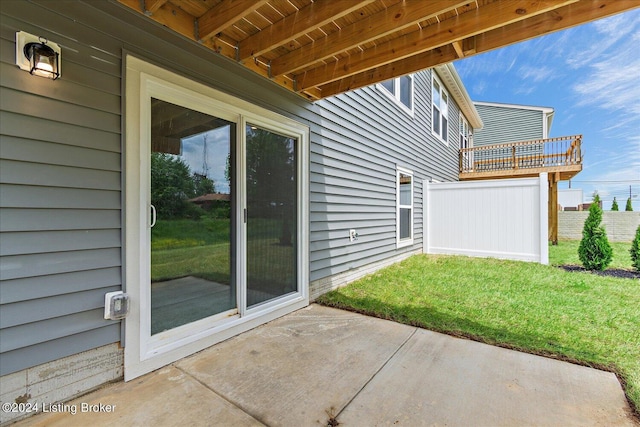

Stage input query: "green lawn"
[
  {"left": 151, "top": 217, "right": 295, "bottom": 290},
  {"left": 550, "top": 240, "right": 635, "bottom": 270},
  {"left": 317, "top": 253, "right": 640, "bottom": 417}
]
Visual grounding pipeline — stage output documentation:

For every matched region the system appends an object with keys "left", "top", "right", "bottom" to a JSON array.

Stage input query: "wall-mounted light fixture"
[{"left": 16, "top": 31, "right": 61, "bottom": 80}]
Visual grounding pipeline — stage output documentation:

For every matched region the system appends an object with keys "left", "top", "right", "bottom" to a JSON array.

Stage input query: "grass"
[
  {"left": 550, "top": 240, "right": 635, "bottom": 270},
  {"left": 151, "top": 217, "right": 295, "bottom": 290},
  {"left": 317, "top": 253, "right": 640, "bottom": 417},
  {"left": 151, "top": 218, "right": 230, "bottom": 251}
]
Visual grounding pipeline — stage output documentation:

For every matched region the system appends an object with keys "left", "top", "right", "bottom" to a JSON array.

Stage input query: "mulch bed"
[{"left": 559, "top": 265, "right": 640, "bottom": 280}]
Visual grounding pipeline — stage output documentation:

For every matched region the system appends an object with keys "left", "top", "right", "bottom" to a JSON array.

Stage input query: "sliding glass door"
[
  {"left": 124, "top": 56, "right": 308, "bottom": 380},
  {"left": 150, "top": 99, "right": 236, "bottom": 334}
]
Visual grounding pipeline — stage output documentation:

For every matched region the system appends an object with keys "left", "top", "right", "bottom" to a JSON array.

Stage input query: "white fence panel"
[{"left": 424, "top": 174, "right": 548, "bottom": 264}]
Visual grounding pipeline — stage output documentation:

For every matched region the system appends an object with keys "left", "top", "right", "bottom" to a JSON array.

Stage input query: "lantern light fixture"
[{"left": 16, "top": 31, "right": 61, "bottom": 80}]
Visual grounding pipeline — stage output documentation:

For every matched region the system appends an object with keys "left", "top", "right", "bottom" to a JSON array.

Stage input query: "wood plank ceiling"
[{"left": 118, "top": 0, "right": 639, "bottom": 100}]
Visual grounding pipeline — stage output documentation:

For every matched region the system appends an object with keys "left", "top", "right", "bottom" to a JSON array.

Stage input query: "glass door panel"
[
  {"left": 150, "top": 98, "right": 236, "bottom": 334},
  {"left": 245, "top": 124, "right": 298, "bottom": 307}
]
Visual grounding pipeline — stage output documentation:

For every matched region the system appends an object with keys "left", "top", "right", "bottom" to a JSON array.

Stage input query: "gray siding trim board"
[
  {"left": 0, "top": 209, "right": 121, "bottom": 232},
  {"left": 0, "top": 160, "right": 121, "bottom": 190},
  {"left": 1, "top": 87, "right": 120, "bottom": 133},
  {"left": 1, "top": 229, "right": 121, "bottom": 256},
  {"left": 1, "top": 136, "right": 121, "bottom": 170},
  {"left": 1, "top": 268, "right": 122, "bottom": 304},
  {"left": 1, "top": 309, "right": 118, "bottom": 352},
  {"left": 0, "top": 185, "right": 121, "bottom": 209},
  {"left": 0, "top": 326, "right": 120, "bottom": 376},
  {"left": 1, "top": 248, "right": 121, "bottom": 281},
  {"left": 1, "top": 111, "right": 121, "bottom": 153}
]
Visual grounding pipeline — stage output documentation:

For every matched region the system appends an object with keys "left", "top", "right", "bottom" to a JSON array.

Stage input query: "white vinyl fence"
[{"left": 424, "top": 173, "right": 548, "bottom": 264}]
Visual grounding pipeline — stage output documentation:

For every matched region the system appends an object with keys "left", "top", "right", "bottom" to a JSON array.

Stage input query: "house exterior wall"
[
  {"left": 0, "top": 0, "right": 468, "bottom": 414},
  {"left": 473, "top": 103, "right": 547, "bottom": 146}
]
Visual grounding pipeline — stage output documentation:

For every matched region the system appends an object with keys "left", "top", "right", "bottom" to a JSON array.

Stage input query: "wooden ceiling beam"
[
  {"left": 452, "top": 41, "right": 464, "bottom": 59},
  {"left": 318, "top": 0, "right": 639, "bottom": 99},
  {"left": 319, "top": 45, "right": 458, "bottom": 98},
  {"left": 237, "top": 0, "right": 375, "bottom": 61},
  {"left": 118, "top": 0, "right": 196, "bottom": 39},
  {"left": 474, "top": 0, "right": 639, "bottom": 56},
  {"left": 462, "top": 36, "right": 477, "bottom": 56},
  {"left": 117, "top": 0, "right": 318, "bottom": 100},
  {"left": 295, "top": 0, "right": 577, "bottom": 91},
  {"left": 197, "top": 0, "right": 269, "bottom": 41},
  {"left": 143, "top": 0, "right": 168, "bottom": 15},
  {"left": 270, "top": 0, "right": 470, "bottom": 77}
]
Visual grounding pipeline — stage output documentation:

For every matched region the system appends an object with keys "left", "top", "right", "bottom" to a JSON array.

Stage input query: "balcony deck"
[{"left": 459, "top": 135, "right": 582, "bottom": 181}]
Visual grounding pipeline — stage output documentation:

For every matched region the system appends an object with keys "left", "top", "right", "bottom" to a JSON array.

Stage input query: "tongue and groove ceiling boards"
[{"left": 118, "top": 0, "right": 639, "bottom": 100}]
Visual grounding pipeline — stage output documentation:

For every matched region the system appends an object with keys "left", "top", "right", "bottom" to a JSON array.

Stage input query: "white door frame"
[{"left": 124, "top": 56, "right": 309, "bottom": 381}]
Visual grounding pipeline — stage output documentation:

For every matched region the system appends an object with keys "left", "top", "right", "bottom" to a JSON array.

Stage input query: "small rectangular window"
[
  {"left": 399, "top": 75, "right": 412, "bottom": 109},
  {"left": 381, "top": 79, "right": 394, "bottom": 94},
  {"left": 378, "top": 75, "right": 414, "bottom": 114},
  {"left": 397, "top": 168, "right": 413, "bottom": 247}
]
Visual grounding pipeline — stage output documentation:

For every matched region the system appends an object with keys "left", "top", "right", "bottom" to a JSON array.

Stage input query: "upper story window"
[
  {"left": 432, "top": 74, "right": 449, "bottom": 144},
  {"left": 378, "top": 75, "right": 414, "bottom": 114},
  {"left": 459, "top": 113, "right": 472, "bottom": 150}
]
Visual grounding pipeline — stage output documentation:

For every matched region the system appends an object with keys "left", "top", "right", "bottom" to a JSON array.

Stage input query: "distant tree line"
[{"left": 151, "top": 152, "right": 215, "bottom": 219}]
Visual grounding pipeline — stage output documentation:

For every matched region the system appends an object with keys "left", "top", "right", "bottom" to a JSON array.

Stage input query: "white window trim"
[
  {"left": 431, "top": 73, "right": 449, "bottom": 145},
  {"left": 396, "top": 166, "right": 414, "bottom": 248},
  {"left": 377, "top": 75, "right": 415, "bottom": 117},
  {"left": 459, "top": 112, "right": 472, "bottom": 150},
  {"left": 124, "top": 55, "right": 309, "bottom": 381}
]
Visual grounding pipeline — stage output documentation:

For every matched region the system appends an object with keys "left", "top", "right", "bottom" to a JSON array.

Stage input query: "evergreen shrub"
[
  {"left": 630, "top": 225, "right": 640, "bottom": 271},
  {"left": 578, "top": 195, "right": 613, "bottom": 271}
]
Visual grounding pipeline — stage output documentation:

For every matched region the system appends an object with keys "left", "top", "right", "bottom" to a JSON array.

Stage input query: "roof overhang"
[{"left": 116, "top": 0, "right": 639, "bottom": 101}]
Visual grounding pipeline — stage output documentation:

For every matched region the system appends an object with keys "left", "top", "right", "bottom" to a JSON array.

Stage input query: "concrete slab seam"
[
  {"left": 334, "top": 327, "right": 419, "bottom": 422},
  {"left": 172, "top": 364, "right": 267, "bottom": 426}
]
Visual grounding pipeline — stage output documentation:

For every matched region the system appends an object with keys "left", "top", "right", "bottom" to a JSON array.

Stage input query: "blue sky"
[
  {"left": 181, "top": 126, "right": 231, "bottom": 194},
  {"left": 455, "top": 8, "right": 640, "bottom": 210}
]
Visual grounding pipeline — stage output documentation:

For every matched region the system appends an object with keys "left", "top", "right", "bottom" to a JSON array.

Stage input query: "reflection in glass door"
[
  {"left": 150, "top": 98, "right": 235, "bottom": 334},
  {"left": 245, "top": 124, "right": 298, "bottom": 307}
]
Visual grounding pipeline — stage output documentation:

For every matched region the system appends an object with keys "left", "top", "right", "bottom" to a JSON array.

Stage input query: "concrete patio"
[{"left": 15, "top": 304, "right": 636, "bottom": 426}]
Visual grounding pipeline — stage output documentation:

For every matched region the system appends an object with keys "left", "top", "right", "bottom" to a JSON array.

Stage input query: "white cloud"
[
  {"left": 472, "top": 80, "right": 487, "bottom": 95},
  {"left": 517, "top": 65, "right": 555, "bottom": 83},
  {"left": 584, "top": 136, "right": 640, "bottom": 182},
  {"left": 565, "top": 11, "right": 640, "bottom": 69}
]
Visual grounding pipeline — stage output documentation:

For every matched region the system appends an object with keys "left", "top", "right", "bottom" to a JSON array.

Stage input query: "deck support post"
[{"left": 548, "top": 172, "right": 559, "bottom": 245}]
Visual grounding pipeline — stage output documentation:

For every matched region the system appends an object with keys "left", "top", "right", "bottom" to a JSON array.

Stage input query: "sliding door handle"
[{"left": 150, "top": 204, "right": 157, "bottom": 228}]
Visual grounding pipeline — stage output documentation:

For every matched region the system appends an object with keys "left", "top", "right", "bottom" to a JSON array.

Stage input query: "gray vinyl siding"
[
  {"left": 310, "top": 78, "right": 461, "bottom": 280},
  {"left": 473, "top": 104, "right": 545, "bottom": 146},
  {"left": 0, "top": 0, "right": 464, "bottom": 375},
  {"left": 0, "top": 0, "right": 122, "bottom": 376}
]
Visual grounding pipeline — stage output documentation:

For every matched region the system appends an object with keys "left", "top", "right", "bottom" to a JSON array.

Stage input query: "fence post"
[
  {"left": 540, "top": 173, "right": 549, "bottom": 264},
  {"left": 423, "top": 179, "right": 431, "bottom": 255}
]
